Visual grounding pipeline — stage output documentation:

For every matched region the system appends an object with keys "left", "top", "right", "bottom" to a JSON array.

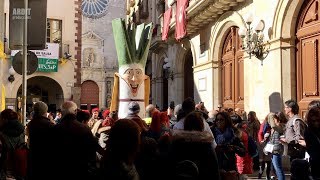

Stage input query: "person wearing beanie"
[
  {"left": 87, "top": 108, "right": 100, "bottom": 129},
  {"left": 126, "top": 102, "right": 148, "bottom": 133},
  {"left": 26, "top": 101, "right": 55, "bottom": 180}
]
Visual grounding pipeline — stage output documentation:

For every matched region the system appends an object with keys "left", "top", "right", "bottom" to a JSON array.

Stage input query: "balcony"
[{"left": 159, "top": 0, "right": 245, "bottom": 37}]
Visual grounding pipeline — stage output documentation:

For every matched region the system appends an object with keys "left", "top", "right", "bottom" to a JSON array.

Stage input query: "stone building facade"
[
  {"left": 81, "top": 0, "right": 126, "bottom": 110},
  {"left": 128, "top": 0, "right": 320, "bottom": 119}
]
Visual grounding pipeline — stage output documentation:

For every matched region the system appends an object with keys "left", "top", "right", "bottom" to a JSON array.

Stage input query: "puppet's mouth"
[{"left": 130, "top": 84, "right": 139, "bottom": 94}]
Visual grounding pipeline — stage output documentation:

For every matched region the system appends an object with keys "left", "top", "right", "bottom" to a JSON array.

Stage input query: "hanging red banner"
[
  {"left": 175, "top": 0, "right": 189, "bottom": 41},
  {"left": 162, "top": 8, "right": 172, "bottom": 41}
]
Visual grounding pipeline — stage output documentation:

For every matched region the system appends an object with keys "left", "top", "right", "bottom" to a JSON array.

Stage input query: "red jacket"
[{"left": 236, "top": 130, "right": 253, "bottom": 174}]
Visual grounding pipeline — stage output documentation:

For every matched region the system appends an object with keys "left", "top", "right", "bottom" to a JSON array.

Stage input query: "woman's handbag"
[{"left": 263, "top": 143, "right": 274, "bottom": 154}]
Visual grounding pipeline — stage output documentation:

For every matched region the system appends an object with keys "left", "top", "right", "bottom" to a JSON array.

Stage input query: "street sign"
[
  {"left": 12, "top": 51, "right": 38, "bottom": 75},
  {"left": 11, "top": 43, "right": 59, "bottom": 72},
  {"left": 9, "top": 0, "right": 47, "bottom": 50}
]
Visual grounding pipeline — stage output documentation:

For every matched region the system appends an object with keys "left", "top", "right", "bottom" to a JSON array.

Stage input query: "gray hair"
[
  {"left": 145, "top": 104, "right": 156, "bottom": 117},
  {"left": 33, "top": 101, "right": 48, "bottom": 117},
  {"left": 61, "top": 101, "right": 77, "bottom": 116}
]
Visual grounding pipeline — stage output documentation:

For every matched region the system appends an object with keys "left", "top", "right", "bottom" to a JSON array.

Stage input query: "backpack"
[
  {"left": 287, "top": 118, "right": 307, "bottom": 158},
  {"left": 248, "top": 136, "right": 258, "bottom": 158}
]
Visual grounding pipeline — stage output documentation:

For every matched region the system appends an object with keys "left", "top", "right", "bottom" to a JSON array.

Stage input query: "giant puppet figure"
[{"left": 110, "top": 18, "right": 152, "bottom": 118}]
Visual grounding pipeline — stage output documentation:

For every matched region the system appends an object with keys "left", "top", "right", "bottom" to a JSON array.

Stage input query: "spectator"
[
  {"left": 143, "top": 104, "right": 158, "bottom": 126},
  {"left": 54, "top": 109, "right": 62, "bottom": 124},
  {"left": 53, "top": 101, "right": 100, "bottom": 180},
  {"left": 76, "top": 109, "right": 91, "bottom": 125},
  {"left": 0, "top": 109, "right": 25, "bottom": 179},
  {"left": 169, "top": 111, "right": 220, "bottom": 179},
  {"left": 281, "top": 100, "right": 306, "bottom": 161},
  {"left": 267, "top": 112, "right": 286, "bottom": 180},
  {"left": 101, "top": 119, "right": 141, "bottom": 180},
  {"left": 126, "top": 102, "right": 148, "bottom": 134},
  {"left": 88, "top": 108, "right": 100, "bottom": 129},
  {"left": 305, "top": 107, "right": 320, "bottom": 179},
  {"left": 257, "top": 115, "right": 272, "bottom": 179},
  {"left": 213, "top": 112, "right": 245, "bottom": 179},
  {"left": 27, "top": 101, "right": 55, "bottom": 180},
  {"left": 146, "top": 111, "right": 169, "bottom": 141}
]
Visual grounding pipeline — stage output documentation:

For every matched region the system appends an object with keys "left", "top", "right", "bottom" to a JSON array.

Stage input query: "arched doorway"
[
  {"left": 184, "top": 50, "right": 194, "bottom": 99},
  {"left": 81, "top": 80, "right": 99, "bottom": 111},
  {"left": 17, "top": 76, "right": 64, "bottom": 114},
  {"left": 296, "top": 0, "right": 320, "bottom": 115},
  {"left": 221, "top": 26, "right": 244, "bottom": 110}
]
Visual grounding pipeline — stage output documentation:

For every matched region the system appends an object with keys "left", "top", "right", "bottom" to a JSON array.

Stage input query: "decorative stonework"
[
  {"left": 81, "top": 0, "right": 110, "bottom": 18},
  {"left": 82, "top": 30, "right": 104, "bottom": 68}
]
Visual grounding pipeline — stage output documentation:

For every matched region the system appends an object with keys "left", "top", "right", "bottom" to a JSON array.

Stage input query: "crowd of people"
[{"left": 0, "top": 98, "right": 319, "bottom": 180}]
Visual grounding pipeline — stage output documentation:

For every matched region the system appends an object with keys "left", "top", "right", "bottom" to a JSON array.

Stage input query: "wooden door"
[
  {"left": 221, "top": 27, "right": 244, "bottom": 111},
  {"left": 296, "top": 0, "right": 320, "bottom": 116},
  {"left": 81, "top": 80, "right": 99, "bottom": 110}
]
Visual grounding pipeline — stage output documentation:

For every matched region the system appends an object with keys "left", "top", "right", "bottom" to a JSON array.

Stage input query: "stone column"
[
  {"left": 101, "top": 80, "right": 106, "bottom": 108},
  {"left": 151, "top": 53, "right": 157, "bottom": 105}
]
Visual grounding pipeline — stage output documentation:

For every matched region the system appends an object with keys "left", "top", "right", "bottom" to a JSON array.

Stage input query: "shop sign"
[{"left": 11, "top": 43, "right": 59, "bottom": 72}]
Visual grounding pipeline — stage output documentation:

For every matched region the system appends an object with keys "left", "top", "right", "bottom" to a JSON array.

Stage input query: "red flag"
[
  {"left": 175, "top": 0, "right": 189, "bottom": 41},
  {"left": 162, "top": 8, "right": 172, "bottom": 41}
]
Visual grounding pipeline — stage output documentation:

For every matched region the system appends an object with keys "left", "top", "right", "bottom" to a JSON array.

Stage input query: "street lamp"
[
  {"left": 162, "top": 58, "right": 174, "bottom": 80},
  {"left": 238, "top": 13, "right": 269, "bottom": 64},
  {"left": 8, "top": 66, "right": 16, "bottom": 83}
]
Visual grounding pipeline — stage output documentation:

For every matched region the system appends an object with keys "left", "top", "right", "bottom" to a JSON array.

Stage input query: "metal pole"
[{"left": 22, "top": 0, "right": 28, "bottom": 126}]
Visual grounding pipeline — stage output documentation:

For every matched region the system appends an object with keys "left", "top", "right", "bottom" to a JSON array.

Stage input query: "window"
[
  {"left": 82, "top": 0, "right": 109, "bottom": 18},
  {"left": 47, "top": 19, "right": 62, "bottom": 56}
]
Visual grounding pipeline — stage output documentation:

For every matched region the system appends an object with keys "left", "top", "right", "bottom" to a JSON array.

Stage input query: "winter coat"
[
  {"left": 214, "top": 127, "right": 246, "bottom": 172},
  {"left": 27, "top": 115, "right": 55, "bottom": 180},
  {"left": 268, "top": 124, "right": 285, "bottom": 155},
  {"left": 0, "top": 118, "right": 25, "bottom": 149},
  {"left": 53, "top": 114, "right": 99, "bottom": 180},
  {"left": 236, "top": 130, "right": 253, "bottom": 174},
  {"left": 102, "top": 155, "right": 140, "bottom": 180},
  {"left": 285, "top": 115, "right": 306, "bottom": 158},
  {"left": 0, "top": 119, "right": 25, "bottom": 178},
  {"left": 168, "top": 130, "right": 220, "bottom": 180},
  {"left": 305, "top": 127, "right": 320, "bottom": 179}
]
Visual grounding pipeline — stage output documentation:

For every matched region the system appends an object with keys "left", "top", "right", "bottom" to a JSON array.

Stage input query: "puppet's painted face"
[{"left": 120, "top": 67, "right": 144, "bottom": 97}]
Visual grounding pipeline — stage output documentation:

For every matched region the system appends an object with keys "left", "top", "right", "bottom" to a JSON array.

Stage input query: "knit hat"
[
  {"left": 91, "top": 108, "right": 99, "bottom": 113},
  {"left": 33, "top": 101, "right": 48, "bottom": 117},
  {"left": 128, "top": 102, "right": 140, "bottom": 115},
  {"left": 102, "top": 109, "right": 110, "bottom": 119}
]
